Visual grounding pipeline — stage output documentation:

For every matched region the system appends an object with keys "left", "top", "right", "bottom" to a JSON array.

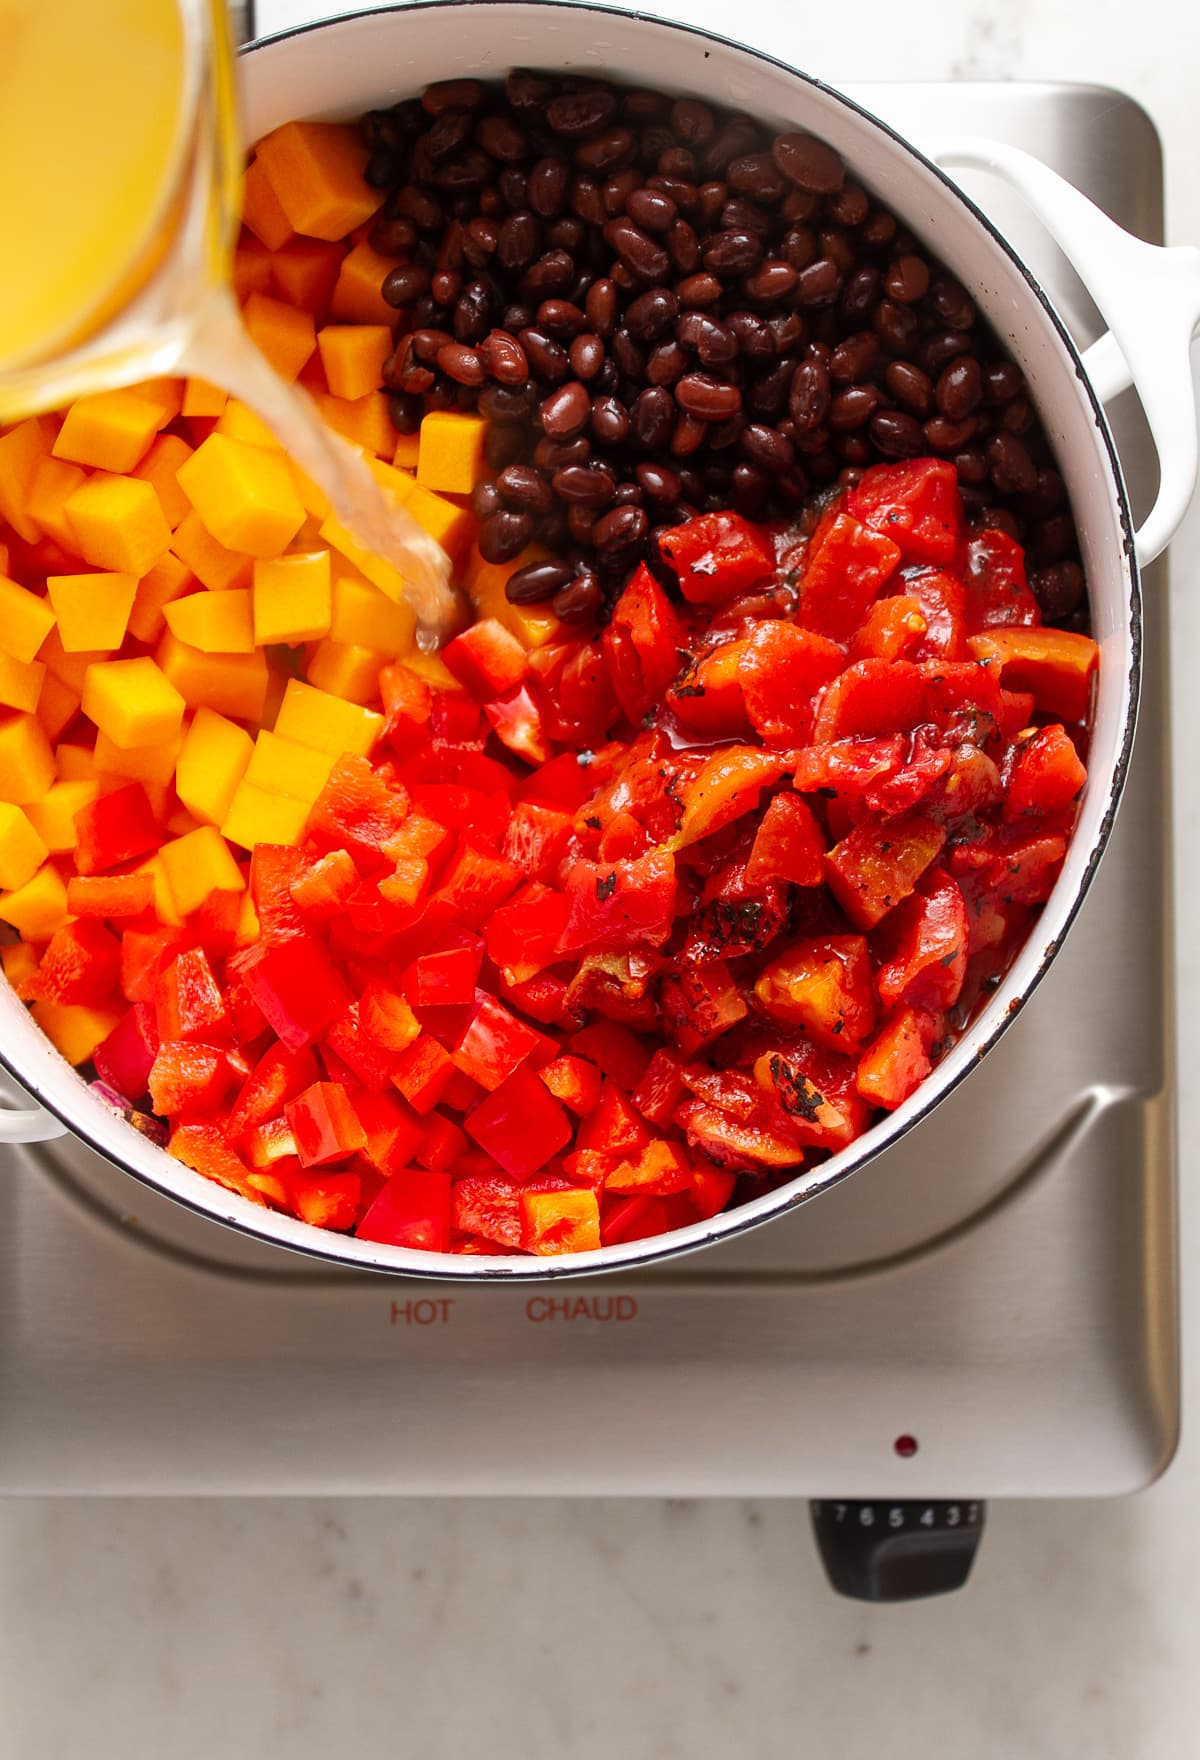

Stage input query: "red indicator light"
[{"left": 894, "top": 1433, "right": 919, "bottom": 1459}]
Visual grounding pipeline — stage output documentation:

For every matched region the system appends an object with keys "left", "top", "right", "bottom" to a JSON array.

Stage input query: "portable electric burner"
[{"left": 0, "top": 75, "right": 1177, "bottom": 1602}]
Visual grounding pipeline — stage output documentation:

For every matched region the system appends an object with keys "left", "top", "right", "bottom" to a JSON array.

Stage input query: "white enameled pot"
[{"left": 2, "top": 1, "right": 1198, "bottom": 1279}]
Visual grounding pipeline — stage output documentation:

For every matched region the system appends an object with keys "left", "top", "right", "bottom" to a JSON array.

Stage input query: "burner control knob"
[{"left": 810, "top": 1499, "right": 986, "bottom": 1600}]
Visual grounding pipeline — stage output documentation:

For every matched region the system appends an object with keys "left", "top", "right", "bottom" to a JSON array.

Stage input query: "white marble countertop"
[{"left": 4, "top": 2, "right": 1200, "bottom": 1755}]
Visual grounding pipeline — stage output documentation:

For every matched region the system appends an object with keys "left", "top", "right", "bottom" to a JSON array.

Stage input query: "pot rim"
[{"left": 0, "top": 1, "right": 1141, "bottom": 1280}]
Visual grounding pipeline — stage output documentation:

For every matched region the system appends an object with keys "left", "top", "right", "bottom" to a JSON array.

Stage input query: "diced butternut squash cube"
[
  {"left": 242, "top": 292, "right": 317, "bottom": 383},
  {"left": 27, "top": 778, "right": 100, "bottom": 852},
  {"left": 317, "top": 325, "right": 393, "bottom": 403},
  {"left": 222, "top": 781, "right": 310, "bottom": 851},
  {"left": 0, "top": 802, "right": 49, "bottom": 890},
  {"left": 270, "top": 238, "right": 345, "bottom": 316},
  {"left": 134, "top": 378, "right": 185, "bottom": 430},
  {"left": 405, "top": 651, "right": 462, "bottom": 693},
  {"left": 252, "top": 550, "right": 332, "bottom": 646},
  {"left": 28, "top": 456, "right": 87, "bottom": 550},
  {"left": 171, "top": 509, "right": 252, "bottom": 592},
  {"left": 33, "top": 998, "right": 123, "bottom": 1063},
  {"left": 133, "top": 432, "right": 194, "bottom": 529},
  {"left": 466, "top": 547, "right": 566, "bottom": 650},
  {"left": 64, "top": 472, "right": 171, "bottom": 576},
  {"left": 177, "top": 434, "right": 306, "bottom": 557},
  {"left": 330, "top": 241, "right": 402, "bottom": 326},
  {"left": 404, "top": 480, "right": 475, "bottom": 561},
  {"left": 1, "top": 938, "right": 39, "bottom": 991},
  {"left": 164, "top": 589, "right": 255, "bottom": 654},
  {"left": 52, "top": 389, "right": 164, "bottom": 473},
  {"left": 417, "top": 411, "right": 488, "bottom": 496},
  {"left": 0, "top": 712, "right": 55, "bottom": 804},
  {"left": 245, "top": 730, "right": 337, "bottom": 802},
  {"left": 156, "top": 631, "right": 270, "bottom": 724},
  {"left": 253, "top": 120, "right": 381, "bottom": 242},
  {"left": 175, "top": 707, "right": 254, "bottom": 827},
  {"left": 131, "top": 851, "right": 182, "bottom": 926},
  {"left": 39, "top": 627, "right": 106, "bottom": 693},
  {"left": 94, "top": 726, "right": 184, "bottom": 787},
  {"left": 159, "top": 824, "right": 245, "bottom": 917},
  {"left": 82, "top": 657, "right": 186, "bottom": 748},
  {"left": 46, "top": 572, "right": 137, "bottom": 652},
  {"left": 0, "top": 417, "right": 50, "bottom": 542},
  {"left": 214, "top": 399, "right": 281, "bottom": 451},
  {"left": 182, "top": 378, "right": 228, "bottom": 419},
  {"left": 273, "top": 677, "right": 383, "bottom": 758},
  {"left": 0, "top": 863, "right": 69, "bottom": 940},
  {"left": 36, "top": 674, "right": 80, "bottom": 741},
  {"left": 233, "top": 236, "right": 273, "bottom": 301},
  {"left": 330, "top": 574, "right": 415, "bottom": 655},
  {"left": 392, "top": 430, "right": 420, "bottom": 471},
  {"left": 129, "top": 553, "right": 196, "bottom": 643},
  {"left": 313, "top": 389, "right": 395, "bottom": 457},
  {"left": 318, "top": 512, "right": 407, "bottom": 603},
  {"left": 0, "top": 575, "right": 56, "bottom": 664},
  {"left": 306, "top": 639, "right": 383, "bottom": 706},
  {"left": 286, "top": 461, "right": 332, "bottom": 522},
  {"left": 0, "top": 651, "right": 45, "bottom": 714},
  {"left": 53, "top": 746, "right": 97, "bottom": 782},
  {"left": 242, "top": 154, "right": 295, "bottom": 251}
]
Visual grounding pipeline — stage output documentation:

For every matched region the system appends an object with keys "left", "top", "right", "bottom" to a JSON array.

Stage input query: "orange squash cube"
[
  {"left": 63, "top": 471, "right": 172, "bottom": 576},
  {"left": 0, "top": 801, "right": 50, "bottom": 890},
  {"left": 159, "top": 825, "right": 245, "bottom": 918},
  {"left": 129, "top": 552, "right": 197, "bottom": 643},
  {"left": 36, "top": 673, "right": 81, "bottom": 741},
  {"left": 171, "top": 509, "right": 253, "bottom": 592},
  {"left": 317, "top": 324, "right": 393, "bottom": 403},
  {"left": 177, "top": 434, "right": 306, "bottom": 557},
  {"left": 270, "top": 238, "right": 346, "bottom": 317},
  {"left": 416, "top": 411, "right": 488, "bottom": 496},
  {"left": 0, "top": 650, "right": 46, "bottom": 714},
  {"left": 0, "top": 417, "right": 51, "bottom": 542},
  {"left": 164, "top": 589, "right": 255, "bottom": 654},
  {"left": 82, "top": 656, "right": 186, "bottom": 749},
  {"left": 222, "top": 781, "right": 310, "bottom": 851},
  {"left": 52, "top": 388, "right": 164, "bottom": 473},
  {"left": 46, "top": 572, "right": 137, "bottom": 652},
  {"left": 242, "top": 154, "right": 295, "bottom": 252},
  {"left": 27, "top": 779, "right": 101, "bottom": 852},
  {"left": 253, "top": 550, "right": 332, "bottom": 645},
  {"left": 0, "top": 863, "right": 70, "bottom": 941},
  {"left": 133, "top": 432, "right": 195, "bottom": 529},
  {"left": 242, "top": 291, "right": 317, "bottom": 383},
  {"left": 0, "top": 574, "right": 57, "bottom": 664},
  {"left": 175, "top": 707, "right": 254, "bottom": 827},
  {"left": 330, "top": 241, "right": 402, "bottom": 326},
  {"left": 27, "top": 456, "right": 87, "bottom": 551},
  {"left": 254, "top": 120, "right": 381, "bottom": 242},
  {"left": 0, "top": 712, "right": 56, "bottom": 804},
  {"left": 156, "top": 631, "right": 270, "bottom": 724}
]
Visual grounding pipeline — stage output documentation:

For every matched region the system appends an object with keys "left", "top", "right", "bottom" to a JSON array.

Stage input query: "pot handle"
[
  {"left": 0, "top": 1104, "right": 67, "bottom": 1143},
  {"left": 928, "top": 138, "right": 1200, "bottom": 566}
]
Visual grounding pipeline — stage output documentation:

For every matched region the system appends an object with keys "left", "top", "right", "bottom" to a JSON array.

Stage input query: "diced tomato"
[
  {"left": 1003, "top": 725, "right": 1087, "bottom": 821},
  {"left": 799, "top": 509, "right": 901, "bottom": 640},
  {"left": 811, "top": 658, "right": 924, "bottom": 743},
  {"left": 558, "top": 849, "right": 677, "bottom": 953},
  {"left": 855, "top": 1007, "right": 940, "bottom": 1110},
  {"left": 963, "top": 529, "right": 1041, "bottom": 632},
  {"left": 603, "top": 562, "right": 688, "bottom": 721},
  {"left": 672, "top": 747, "right": 792, "bottom": 849},
  {"left": 874, "top": 871, "right": 969, "bottom": 1011},
  {"left": 824, "top": 810, "right": 947, "bottom": 930},
  {"left": 846, "top": 458, "right": 962, "bottom": 564},
  {"left": 658, "top": 510, "right": 774, "bottom": 603},
  {"left": 740, "top": 621, "right": 845, "bottom": 745},
  {"left": 908, "top": 569, "right": 967, "bottom": 661},
  {"left": 754, "top": 934, "right": 876, "bottom": 1054},
  {"left": 745, "top": 793, "right": 826, "bottom": 887}
]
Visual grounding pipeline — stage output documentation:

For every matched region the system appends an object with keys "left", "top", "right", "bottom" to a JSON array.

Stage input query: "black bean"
[
  {"left": 518, "top": 326, "right": 570, "bottom": 382},
  {"left": 592, "top": 504, "right": 648, "bottom": 555},
  {"left": 830, "top": 385, "right": 880, "bottom": 431},
  {"left": 369, "top": 217, "right": 417, "bottom": 256},
  {"left": 742, "top": 260, "right": 798, "bottom": 303},
  {"left": 672, "top": 98, "right": 716, "bottom": 144},
  {"left": 923, "top": 415, "right": 977, "bottom": 451},
  {"left": 631, "top": 385, "right": 675, "bottom": 449},
  {"left": 884, "top": 359, "right": 933, "bottom": 416},
  {"left": 553, "top": 463, "right": 618, "bottom": 506},
  {"left": 869, "top": 410, "right": 926, "bottom": 457},
  {"left": 547, "top": 88, "right": 618, "bottom": 138},
  {"left": 506, "top": 68, "right": 555, "bottom": 112},
  {"left": 701, "top": 230, "right": 763, "bottom": 275},
  {"left": 496, "top": 464, "right": 554, "bottom": 513},
  {"left": 839, "top": 265, "right": 881, "bottom": 323},
  {"left": 985, "top": 360, "right": 1024, "bottom": 403},
  {"left": 569, "top": 333, "right": 605, "bottom": 380},
  {"left": 873, "top": 299, "right": 919, "bottom": 354},
  {"left": 795, "top": 258, "right": 840, "bottom": 307},
  {"left": 987, "top": 431, "right": 1038, "bottom": 494},
  {"left": 930, "top": 278, "right": 977, "bottom": 331},
  {"left": 727, "top": 153, "right": 788, "bottom": 202},
  {"left": 676, "top": 272, "right": 723, "bottom": 307},
  {"left": 476, "top": 113, "right": 528, "bottom": 162},
  {"left": 1031, "top": 561, "right": 1085, "bottom": 621},
  {"left": 646, "top": 341, "right": 688, "bottom": 386},
  {"left": 479, "top": 508, "right": 535, "bottom": 563},
  {"left": 478, "top": 383, "right": 536, "bottom": 424},
  {"left": 604, "top": 217, "right": 671, "bottom": 281},
  {"left": 740, "top": 423, "right": 794, "bottom": 475},
  {"left": 506, "top": 559, "right": 574, "bottom": 602},
  {"left": 603, "top": 169, "right": 642, "bottom": 216},
  {"left": 423, "top": 78, "right": 486, "bottom": 116},
  {"left": 676, "top": 373, "right": 743, "bottom": 420},
  {"left": 478, "top": 329, "right": 529, "bottom": 385},
  {"left": 829, "top": 332, "right": 880, "bottom": 384},
  {"left": 937, "top": 355, "right": 983, "bottom": 419},
  {"left": 591, "top": 395, "right": 631, "bottom": 446},
  {"left": 726, "top": 310, "right": 774, "bottom": 361},
  {"left": 585, "top": 278, "right": 619, "bottom": 338},
  {"left": 535, "top": 434, "right": 590, "bottom": 472},
  {"left": 553, "top": 574, "right": 604, "bottom": 621},
  {"left": 626, "top": 287, "right": 680, "bottom": 340},
  {"left": 540, "top": 381, "right": 592, "bottom": 438},
  {"left": 637, "top": 462, "right": 682, "bottom": 503},
  {"left": 790, "top": 359, "right": 831, "bottom": 429},
  {"left": 626, "top": 187, "right": 677, "bottom": 232},
  {"left": 885, "top": 254, "right": 930, "bottom": 303},
  {"left": 666, "top": 219, "right": 701, "bottom": 276},
  {"left": 771, "top": 132, "right": 845, "bottom": 193},
  {"left": 386, "top": 390, "right": 423, "bottom": 434},
  {"left": 382, "top": 263, "right": 431, "bottom": 307}
]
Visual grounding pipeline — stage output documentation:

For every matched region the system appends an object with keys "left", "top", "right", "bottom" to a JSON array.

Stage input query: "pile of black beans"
[{"left": 362, "top": 70, "right": 1085, "bottom": 628}]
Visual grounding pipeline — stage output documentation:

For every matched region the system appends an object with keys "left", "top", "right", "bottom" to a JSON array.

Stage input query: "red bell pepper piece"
[
  {"left": 281, "top": 1166, "right": 361, "bottom": 1231},
  {"left": 409, "top": 943, "right": 483, "bottom": 1007},
  {"left": 661, "top": 961, "right": 748, "bottom": 1054},
  {"left": 155, "top": 946, "right": 232, "bottom": 1044},
  {"left": 745, "top": 793, "right": 826, "bottom": 888},
  {"left": 754, "top": 934, "right": 877, "bottom": 1054},
  {"left": 284, "top": 1081, "right": 367, "bottom": 1168},
  {"left": 557, "top": 849, "right": 677, "bottom": 954},
  {"left": 536, "top": 637, "right": 618, "bottom": 748},
  {"left": 575, "top": 1079, "right": 654, "bottom": 1159},
  {"left": 502, "top": 800, "right": 573, "bottom": 882},
  {"left": 631, "top": 1047, "right": 687, "bottom": 1126},
  {"left": 875, "top": 872, "right": 969, "bottom": 1011},
  {"left": 670, "top": 747, "right": 792, "bottom": 850},
  {"left": 93, "top": 1003, "right": 159, "bottom": 1101},
  {"left": 846, "top": 458, "right": 963, "bottom": 564},
  {"left": 250, "top": 844, "right": 307, "bottom": 939},
  {"left": 747, "top": 1043, "right": 871, "bottom": 1152},
  {"left": 72, "top": 783, "right": 160, "bottom": 876},
  {"left": 415, "top": 1111, "right": 468, "bottom": 1171},
  {"left": 811, "top": 658, "right": 925, "bottom": 743},
  {"left": 740, "top": 622, "right": 845, "bottom": 745},
  {"left": 676, "top": 1095, "right": 803, "bottom": 1169},
  {"left": 824, "top": 809, "right": 947, "bottom": 930},
  {"left": 538, "top": 1054, "right": 604, "bottom": 1116},
  {"left": 226, "top": 1041, "right": 320, "bottom": 1138},
  {"left": 515, "top": 751, "right": 597, "bottom": 811},
  {"left": 451, "top": 993, "right": 540, "bottom": 1092},
  {"left": 29, "top": 918, "right": 120, "bottom": 1006},
  {"left": 908, "top": 569, "right": 967, "bottom": 660},
  {"left": 984, "top": 831, "right": 1067, "bottom": 905},
  {"left": 667, "top": 640, "right": 754, "bottom": 740},
  {"left": 380, "top": 660, "right": 433, "bottom": 757},
  {"left": 406, "top": 781, "right": 510, "bottom": 848},
  {"left": 485, "top": 882, "right": 570, "bottom": 984},
  {"left": 289, "top": 849, "right": 359, "bottom": 921},
  {"left": 350, "top": 1087, "right": 423, "bottom": 1176},
  {"left": 799, "top": 510, "right": 901, "bottom": 640},
  {"left": 243, "top": 1115, "right": 299, "bottom": 1169},
  {"left": 856, "top": 1007, "right": 941, "bottom": 1111},
  {"left": 603, "top": 562, "right": 688, "bottom": 721},
  {"left": 195, "top": 888, "right": 250, "bottom": 955},
  {"left": 120, "top": 926, "right": 187, "bottom": 1004},
  {"left": 150, "top": 1042, "right": 234, "bottom": 1117},
  {"left": 169, "top": 1123, "right": 264, "bottom": 1204},
  {"left": 963, "top": 529, "right": 1041, "bottom": 632},
  {"left": 429, "top": 690, "right": 486, "bottom": 750},
  {"left": 442, "top": 616, "right": 528, "bottom": 700},
  {"left": 500, "top": 969, "right": 572, "bottom": 1027},
  {"left": 605, "top": 1138, "right": 692, "bottom": 1195},
  {"left": 391, "top": 1034, "right": 456, "bottom": 1114},
  {"left": 851, "top": 594, "right": 928, "bottom": 662},
  {"left": 452, "top": 1174, "right": 524, "bottom": 1248},
  {"left": 307, "top": 755, "right": 411, "bottom": 871},
  {"left": 465, "top": 1063, "right": 572, "bottom": 1178},
  {"left": 1003, "top": 725, "right": 1087, "bottom": 821},
  {"left": 689, "top": 1164, "right": 737, "bottom": 1220},
  {"left": 65, "top": 872, "right": 155, "bottom": 918},
  {"left": 966, "top": 627, "right": 1099, "bottom": 724},
  {"left": 231, "top": 933, "right": 355, "bottom": 1052},
  {"left": 429, "top": 837, "right": 521, "bottom": 927},
  {"left": 521, "top": 1187, "right": 601, "bottom": 1255},
  {"left": 567, "top": 1021, "right": 650, "bottom": 1090},
  {"left": 658, "top": 510, "right": 773, "bottom": 603},
  {"left": 356, "top": 1169, "right": 451, "bottom": 1253},
  {"left": 600, "top": 1193, "right": 692, "bottom": 1246},
  {"left": 484, "top": 684, "right": 552, "bottom": 766}
]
